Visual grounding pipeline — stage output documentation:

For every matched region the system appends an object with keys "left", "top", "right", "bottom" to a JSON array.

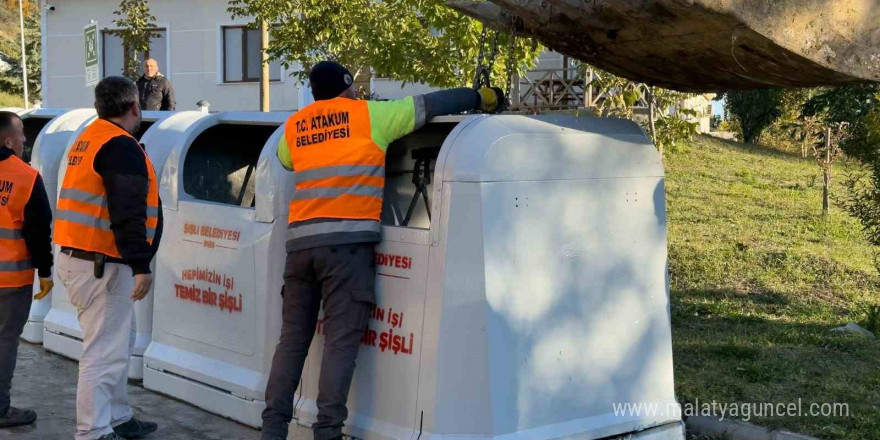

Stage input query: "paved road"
[{"left": 0, "top": 341, "right": 310, "bottom": 440}]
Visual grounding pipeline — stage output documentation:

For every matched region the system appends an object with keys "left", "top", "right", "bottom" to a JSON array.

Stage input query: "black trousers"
[
  {"left": 0, "top": 286, "right": 32, "bottom": 417},
  {"left": 262, "top": 244, "right": 375, "bottom": 440}
]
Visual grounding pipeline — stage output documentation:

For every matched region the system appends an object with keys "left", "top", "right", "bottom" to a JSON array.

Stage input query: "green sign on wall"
[{"left": 84, "top": 23, "right": 99, "bottom": 87}]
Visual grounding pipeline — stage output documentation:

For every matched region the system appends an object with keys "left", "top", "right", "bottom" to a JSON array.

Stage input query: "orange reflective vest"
[
  {"left": 0, "top": 154, "right": 38, "bottom": 288},
  {"left": 283, "top": 98, "right": 385, "bottom": 250},
  {"left": 54, "top": 119, "right": 159, "bottom": 259}
]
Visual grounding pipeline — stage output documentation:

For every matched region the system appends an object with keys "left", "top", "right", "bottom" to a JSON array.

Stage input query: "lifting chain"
[
  {"left": 472, "top": 26, "right": 488, "bottom": 89},
  {"left": 473, "top": 28, "right": 501, "bottom": 90},
  {"left": 503, "top": 21, "right": 518, "bottom": 98}
]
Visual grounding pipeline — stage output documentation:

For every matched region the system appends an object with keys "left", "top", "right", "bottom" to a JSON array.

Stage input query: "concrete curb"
[{"left": 686, "top": 416, "right": 820, "bottom": 440}]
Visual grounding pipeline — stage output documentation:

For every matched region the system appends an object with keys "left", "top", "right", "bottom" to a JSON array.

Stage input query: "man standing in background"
[
  {"left": 136, "top": 58, "right": 175, "bottom": 111},
  {"left": 0, "top": 111, "right": 53, "bottom": 429}
]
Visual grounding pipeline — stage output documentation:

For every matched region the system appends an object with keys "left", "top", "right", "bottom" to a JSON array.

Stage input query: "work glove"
[
  {"left": 34, "top": 277, "right": 53, "bottom": 300},
  {"left": 478, "top": 87, "right": 507, "bottom": 113}
]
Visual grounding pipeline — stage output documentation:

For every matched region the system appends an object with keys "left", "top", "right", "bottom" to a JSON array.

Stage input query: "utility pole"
[
  {"left": 259, "top": 20, "right": 270, "bottom": 112},
  {"left": 648, "top": 86, "right": 657, "bottom": 149},
  {"left": 19, "top": 0, "right": 29, "bottom": 109}
]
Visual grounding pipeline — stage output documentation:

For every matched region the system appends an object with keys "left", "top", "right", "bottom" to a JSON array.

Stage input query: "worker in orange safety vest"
[
  {"left": 54, "top": 77, "right": 161, "bottom": 440},
  {"left": 0, "top": 111, "right": 53, "bottom": 429},
  {"left": 262, "top": 60, "right": 505, "bottom": 440}
]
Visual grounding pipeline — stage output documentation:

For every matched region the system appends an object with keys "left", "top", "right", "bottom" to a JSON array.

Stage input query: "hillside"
[
  {"left": 667, "top": 136, "right": 880, "bottom": 439},
  {"left": 0, "top": 0, "right": 37, "bottom": 41}
]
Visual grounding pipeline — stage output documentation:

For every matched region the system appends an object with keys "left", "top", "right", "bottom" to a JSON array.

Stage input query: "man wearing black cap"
[{"left": 262, "top": 61, "right": 504, "bottom": 440}]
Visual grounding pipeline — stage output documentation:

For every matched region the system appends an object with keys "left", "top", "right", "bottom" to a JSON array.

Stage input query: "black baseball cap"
[{"left": 309, "top": 61, "right": 354, "bottom": 101}]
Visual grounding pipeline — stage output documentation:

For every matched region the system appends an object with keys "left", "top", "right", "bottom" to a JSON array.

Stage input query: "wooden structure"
[{"left": 449, "top": 0, "right": 880, "bottom": 92}]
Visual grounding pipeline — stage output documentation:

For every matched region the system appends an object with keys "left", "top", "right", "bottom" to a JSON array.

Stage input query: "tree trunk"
[
  {"left": 823, "top": 126, "right": 832, "bottom": 215},
  {"left": 743, "top": 126, "right": 755, "bottom": 145},
  {"left": 823, "top": 169, "right": 830, "bottom": 215},
  {"left": 259, "top": 20, "right": 270, "bottom": 112}
]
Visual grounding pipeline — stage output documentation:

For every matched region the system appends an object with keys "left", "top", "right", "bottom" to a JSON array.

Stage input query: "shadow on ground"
[
  {"left": 672, "top": 288, "right": 880, "bottom": 440},
  {"left": 0, "top": 342, "right": 311, "bottom": 440}
]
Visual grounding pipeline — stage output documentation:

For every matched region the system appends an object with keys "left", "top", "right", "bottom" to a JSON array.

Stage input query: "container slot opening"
[
  {"left": 183, "top": 124, "right": 277, "bottom": 207},
  {"left": 22, "top": 117, "right": 52, "bottom": 164},
  {"left": 399, "top": 147, "right": 439, "bottom": 226},
  {"left": 382, "top": 122, "right": 458, "bottom": 229},
  {"left": 133, "top": 121, "right": 155, "bottom": 140}
]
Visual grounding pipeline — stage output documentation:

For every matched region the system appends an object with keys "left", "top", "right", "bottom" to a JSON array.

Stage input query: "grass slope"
[
  {"left": 667, "top": 136, "right": 880, "bottom": 439},
  {"left": 0, "top": 91, "right": 24, "bottom": 107}
]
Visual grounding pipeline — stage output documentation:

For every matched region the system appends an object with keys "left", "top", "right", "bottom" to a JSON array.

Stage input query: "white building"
[
  {"left": 40, "top": 0, "right": 437, "bottom": 111},
  {"left": 41, "top": 0, "right": 706, "bottom": 129}
]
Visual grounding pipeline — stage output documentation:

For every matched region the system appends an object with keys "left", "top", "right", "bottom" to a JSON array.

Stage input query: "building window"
[
  {"left": 222, "top": 26, "right": 281, "bottom": 83},
  {"left": 102, "top": 29, "right": 168, "bottom": 78}
]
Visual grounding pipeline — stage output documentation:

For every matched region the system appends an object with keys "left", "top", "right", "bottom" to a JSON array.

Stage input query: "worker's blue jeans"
[
  {"left": 0, "top": 286, "right": 32, "bottom": 417},
  {"left": 262, "top": 244, "right": 375, "bottom": 440}
]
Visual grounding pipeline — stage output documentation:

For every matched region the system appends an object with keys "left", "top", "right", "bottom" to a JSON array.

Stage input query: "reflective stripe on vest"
[
  {"left": 0, "top": 155, "right": 38, "bottom": 288},
  {"left": 53, "top": 119, "right": 160, "bottom": 259},
  {"left": 286, "top": 219, "right": 381, "bottom": 242},
  {"left": 284, "top": 98, "right": 386, "bottom": 246}
]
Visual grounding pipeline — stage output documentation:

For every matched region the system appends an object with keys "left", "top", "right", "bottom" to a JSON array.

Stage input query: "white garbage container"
[
  {"left": 291, "top": 115, "right": 684, "bottom": 440},
  {"left": 143, "top": 111, "right": 292, "bottom": 426},
  {"left": 42, "top": 110, "right": 182, "bottom": 379},
  {"left": 16, "top": 109, "right": 98, "bottom": 343}
]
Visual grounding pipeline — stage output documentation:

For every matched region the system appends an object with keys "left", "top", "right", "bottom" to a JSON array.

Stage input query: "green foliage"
[
  {"left": 721, "top": 89, "right": 784, "bottom": 144},
  {"left": 779, "top": 114, "right": 823, "bottom": 158},
  {"left": 841, "top": 107, "right": 880, "bottom": 246},
  {"left": 801, "top": 84, "right": 879, "bottom": 164},
  {"left": 778, "top": 88, "right": 817, "bottom": 121},
  {"left": 588, "top": 68, "right": 698, "bottom": 153},
  {"left": 651, "top": 87, "right": 700, "bottom": 152},
  {"left": 655, "top": 108, "right": 698, "bottom": 153},
  {"left": 716, "top": 118, "right": 737, "bottom": 133},
  {"left": 761, "top": 88, "right": 820, "bottom": 154},
  {"left": 0, "top": 2, "right": 40, "bottom": 101},
  {"left": 858, "top": 296, "right": 880, "bottom": 334},
  {"left": 803, "top": 84, "right": 879, "bottom": 125},
  {"left": 591, "top": 70, "right": 643, "bottom": 118},
  {"left": 227, "top": 0, "right": 542, "bottom": 88},
  {"left": 108, "top": 0, "right": 159, "bottom": 80}
]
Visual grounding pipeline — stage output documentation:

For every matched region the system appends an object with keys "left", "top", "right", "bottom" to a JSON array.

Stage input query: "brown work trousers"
[{"left": 262, "top": 243, "right": 375, "bottom": 440}]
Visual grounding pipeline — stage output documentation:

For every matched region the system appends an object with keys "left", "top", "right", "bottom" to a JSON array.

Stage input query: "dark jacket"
[
  {"left": 0, "top": 148, "right": 53, "bottom": 278},
  {"left": 92, "top": 122, "right": 164, "bottom": 274},
  {"left": 137, "top": 74, "right": 175, "bottom": 111}
]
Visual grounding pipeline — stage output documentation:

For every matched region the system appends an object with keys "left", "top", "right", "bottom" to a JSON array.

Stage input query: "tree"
[
  {"left": 803, "top": 84, "right": 880, "bottom": 163},
  {"left": 787, "top": 115, "right": 823, "bottom": 158},
  {"left": 650, "top": 88, "right": 699, "bottom": 154},
  {"left": 722, "top": 89, "right": 784, "bottom": 144},
  {"left": 759, "top": 88, "right": 819, "bottom": 154},
  {"left": 108, "top": 0, "right": 160, "bottom": 80},
  {"left": 0, "top": 6, "right": 41, "bottom": 102},
  {"left": 842, "top": 102, "right": 880, "bottom": 243},
  {"left": 812, "top": 123, "right": 848, "bottom": 215},
  {"left": 588, "top": 66, "right": 697, "bottom": 154},
  {"left": 1, "top": 0, "right": 37, "bottom": 16},
  {"left": 591, "top": 68, "right": 644, "bottom": 119},
  {"left": 226, "top": 0, "right": 542, "bottom": 88}
]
